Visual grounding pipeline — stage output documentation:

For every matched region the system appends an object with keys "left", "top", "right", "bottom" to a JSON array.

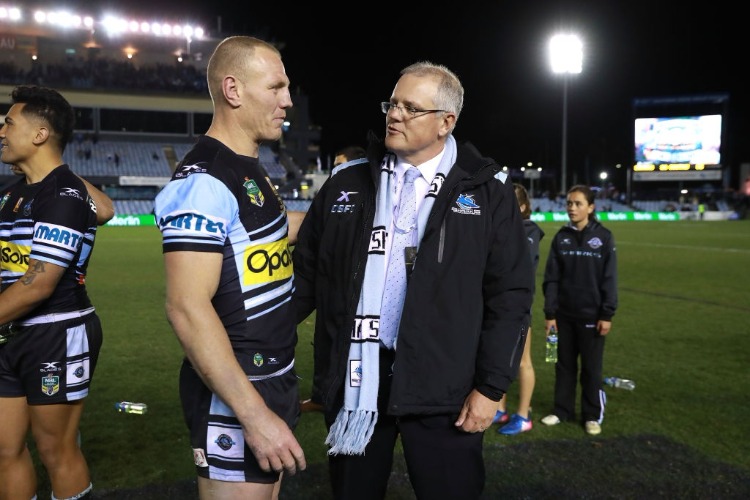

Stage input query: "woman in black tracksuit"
[{"left": 540, "top": 184, "right": 618, "bottom": 435}]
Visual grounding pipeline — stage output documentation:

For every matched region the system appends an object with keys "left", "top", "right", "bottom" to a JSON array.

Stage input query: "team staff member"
[
  {"left": 293, "top": 61, "right": 533, "bottom": 499},
  {"left": 540, "top": 184, "right": 618, "bottom": 436},
  {"left": 154, "top": 36, "right": 305, "bottom": 500},
  {"left": 0, "top": 85, "right": 104, "bottom": 500}
]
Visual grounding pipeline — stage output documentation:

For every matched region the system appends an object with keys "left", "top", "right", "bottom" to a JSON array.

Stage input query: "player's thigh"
[
  {"left": 0, "top": 396, "right": 31, "bottom": 456},
  {"left": 197, "top": 475, "right": 278, "bottom": 499},
  {"left": 28, "top": 400, "right": 84, "bottom": 453}
]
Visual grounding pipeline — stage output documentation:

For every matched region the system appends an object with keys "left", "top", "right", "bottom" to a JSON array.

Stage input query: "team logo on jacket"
[
  {"left": 451, "top": 193, "right": 481, "bottom": 215},
  {"left": 42, "top": 375, "right": 60, "bottom": 396},
  {"left": 587, "top": 237, "right": 603, "bottom": 249},
  {"left": 244, "top": 178, "right": 265, "bottom": 207}
]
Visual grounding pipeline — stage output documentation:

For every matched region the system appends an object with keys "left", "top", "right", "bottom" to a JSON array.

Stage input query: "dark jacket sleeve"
[
  {"left": 474, "top": 178, "right": 534, "bottom": 401},
  {"left": 542, "top": 230, "right": 561, "bottom": 320},
  {"left": 291, "top": 185, "right": 328, "bottom": 324}
]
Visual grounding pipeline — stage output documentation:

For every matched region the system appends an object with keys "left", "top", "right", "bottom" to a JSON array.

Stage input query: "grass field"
[{"left": 27, "top": 219, "right": 750, "bottom": 498}]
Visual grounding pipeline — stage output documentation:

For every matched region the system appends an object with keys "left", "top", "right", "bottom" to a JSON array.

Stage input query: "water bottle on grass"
[{"left": 604, "top": 377, "right": 635, "bottom": 390}]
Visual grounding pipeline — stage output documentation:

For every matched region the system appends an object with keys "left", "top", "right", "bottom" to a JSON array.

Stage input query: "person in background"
[
  {"left": 300, "top": 144, "right": 367, "bottom": 414},
  {"left": 0, "top": 85, "right": 105, "bottom": 500},
  {"left": 540, "top": 184, "right": 618, "bottom": 436},
  {"left": 153, "top": 36, "right": 306, "bottom": 500},
  {"left": 293, "top": 61, "right": 533, "bottom": 499},
  {"left": 494, "top": 183, "right": 544, "bottom": 435}
]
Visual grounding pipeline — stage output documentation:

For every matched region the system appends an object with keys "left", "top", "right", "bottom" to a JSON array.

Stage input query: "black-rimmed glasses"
[{"left": 381, "top": 102, "right": 447, "bottom": 119}]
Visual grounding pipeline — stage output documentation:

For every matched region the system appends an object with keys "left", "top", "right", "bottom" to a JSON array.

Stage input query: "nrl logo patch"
[
  {"left": 244, "top": 178, "right": 265, "bottom": 207},
  {"left": 42, "top": 375, "right": 60, "bottom": 396},
  {"left": 253, "top": 352, "right": 264, "bottom": 367}
]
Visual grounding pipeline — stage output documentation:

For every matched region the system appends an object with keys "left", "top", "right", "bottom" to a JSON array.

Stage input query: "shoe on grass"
[
  {"left": 492, "top": 410, "right": 509, "bottom": 424},
  {"left": 498, "top": 413, "right": 533, "bottom": 435},
  {"left": 585, "top": 421, "right": 601, "bottom": 435},
  {"left": 541, "top": 414, "right": 561, "bottom": 426}
]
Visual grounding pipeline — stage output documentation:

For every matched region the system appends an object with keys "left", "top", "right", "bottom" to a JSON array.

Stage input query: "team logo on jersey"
[
  {"left": 243, "top": 238, "right": 292, "bottom": 285},
  {"left": 349, "top": 359, "right": 363, "bottom": 387},
  {"left": 60, "top": 187, "right": 84, "bottom": 201},
  {"left": 587, "top": 237, "right": 603, "bottom": 249},
  {"left": 253, "top": 353, "right": 264, "bottom": 367},
  {"left": 0, "top": 192, "right": 10, "bottom": 212},
  {"left": 244, "top": 178, "right": 265, "bottom": 207},
  {"left": 451, "top": 193, "right": 481, "bottom": 215},
  {"left": 23, "top": 200, "right": 33, "bottom": 216},
  {"left": 215, "top": 434, "right": 236, "bottom": 451},
  {"left": 42, "top": 375, "right": 60, "bottom": 396}
]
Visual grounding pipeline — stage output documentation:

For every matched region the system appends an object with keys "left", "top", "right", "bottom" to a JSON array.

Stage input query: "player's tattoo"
[{"left": 21, "top": 261, "right": 46, "bottom": 285}]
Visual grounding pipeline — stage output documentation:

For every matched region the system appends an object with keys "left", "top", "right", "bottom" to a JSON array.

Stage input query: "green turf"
[{"left": 27, "top": 220, "right": 750, "bottom": 497}]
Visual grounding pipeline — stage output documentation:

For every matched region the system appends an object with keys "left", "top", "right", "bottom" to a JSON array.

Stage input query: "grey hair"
[{"left": 400, "top": 61, "right": 464, "bottom": 124}]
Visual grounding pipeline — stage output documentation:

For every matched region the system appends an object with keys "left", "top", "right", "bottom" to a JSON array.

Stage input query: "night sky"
[{"left": 91, "top": 0, "right": 746, "bottom": 190}]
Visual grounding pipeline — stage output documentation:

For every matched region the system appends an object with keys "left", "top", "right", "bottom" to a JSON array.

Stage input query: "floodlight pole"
[{"left": 561, "top": 74, "right": 569, "bottom": 195}]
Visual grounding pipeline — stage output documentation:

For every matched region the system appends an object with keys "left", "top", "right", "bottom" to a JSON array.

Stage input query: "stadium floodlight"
[{"left": 549, "top": 33, "right": 583, "bottom": 195}]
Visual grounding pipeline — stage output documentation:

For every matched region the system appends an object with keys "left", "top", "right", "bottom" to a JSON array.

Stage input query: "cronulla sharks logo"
[{"left": 451, "top": 193, "right": 481, "bottom": 215}]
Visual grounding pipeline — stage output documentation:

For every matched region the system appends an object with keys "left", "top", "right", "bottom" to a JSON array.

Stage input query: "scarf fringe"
[{"left": 325, "top": 408, "right": 378, "bottom": 456}]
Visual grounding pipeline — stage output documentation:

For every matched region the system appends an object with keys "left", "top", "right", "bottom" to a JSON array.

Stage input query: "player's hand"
[{"left": 242, "top": 407, "right": 306, "bottom": 475}]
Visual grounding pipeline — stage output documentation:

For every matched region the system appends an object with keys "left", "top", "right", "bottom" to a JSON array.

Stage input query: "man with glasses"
[{"left": 293, "top": 61, "right": 533, "bottom": 499}]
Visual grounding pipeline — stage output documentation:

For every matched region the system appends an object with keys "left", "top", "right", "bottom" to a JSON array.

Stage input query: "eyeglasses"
[{"left": 381, "top": 102, "right": 447, "bottom": 119}]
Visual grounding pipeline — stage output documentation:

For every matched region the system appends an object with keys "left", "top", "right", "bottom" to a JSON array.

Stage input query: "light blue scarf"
[{"left": 326, "top": 135, "right": 457, "bottom": 455}]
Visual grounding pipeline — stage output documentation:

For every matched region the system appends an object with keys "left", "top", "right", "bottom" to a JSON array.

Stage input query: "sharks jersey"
[
  {"left": 154, "top": 136, "right": 295, "bottom": 375},
  {"left": 0, "top": 165, "right": 98, "bottom": 316}
]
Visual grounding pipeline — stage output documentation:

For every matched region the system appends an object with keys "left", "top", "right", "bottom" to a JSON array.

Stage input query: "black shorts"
[
  {"left": 0, "top": 312, "right": 103, "bottom": 404},
  {"left": 179, "top": 359, "right": 300, "bottom": 483}
]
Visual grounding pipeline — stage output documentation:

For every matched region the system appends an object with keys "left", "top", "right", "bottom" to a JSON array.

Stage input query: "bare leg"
[
  {"left": 29, "top": 400, "right": 90, "bottom": 499},
  {"left": 197, "top": 476, "right": 278, "bottom": 499},
  {"left": 0, "top": 396, "right": 36, "bottom": 500},
  {"left": 516, "top": 327, "right": 535, "bottom": 418}
]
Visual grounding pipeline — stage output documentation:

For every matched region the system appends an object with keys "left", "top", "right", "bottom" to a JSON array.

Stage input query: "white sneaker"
[
  {"left": 585, "top": 421, "right": 601, "bottom": 435},
  {"left": 541, "top": 414, "right": 561, "bottom": 426}
]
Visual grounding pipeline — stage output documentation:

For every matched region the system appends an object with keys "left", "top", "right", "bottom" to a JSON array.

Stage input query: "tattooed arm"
[{"left": 0, "top": 259, "right": 65, "bottom": 324}]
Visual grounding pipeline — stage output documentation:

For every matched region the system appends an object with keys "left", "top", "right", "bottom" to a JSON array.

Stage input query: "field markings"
[{"left": 620, "top": 287, "right": 750, "bottom": 312}]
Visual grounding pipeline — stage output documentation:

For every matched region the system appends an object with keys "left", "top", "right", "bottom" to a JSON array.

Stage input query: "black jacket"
[
  {"left": 542, "top": 219, "right": 618, "bottom": 321},
  {"left": 293, "top": 132, "right": 533, "bottom": 417}
]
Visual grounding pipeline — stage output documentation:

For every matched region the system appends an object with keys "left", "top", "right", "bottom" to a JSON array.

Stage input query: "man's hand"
[
  {"left": 241, "top": 406, "right": 307, "bottom": 475},
  {"left": 454, "top": 389, "right": 498, "bottom": 433}
]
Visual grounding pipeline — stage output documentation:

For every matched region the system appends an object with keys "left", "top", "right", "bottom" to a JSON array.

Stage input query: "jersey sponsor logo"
[
  {"left": 587, "top": 237, "right": 603, "bottom": 249},
  {"left": 451, "top": 193, "right": 481, "bottom": 215},
  {"left": 40, "top": 362, "right": 62, "bottom": 373},
  {"left": 60, "top": 187, "right": 84, "bottom": 201},
  {"left": 243, "top": 238, "right": 292, "bottom": 285},
  {"left": 34, "top": 223, "right": 84, "bottom": 251},
  {"left": 1, "top": 242, "right": 30, "bottom": 272},
  {"left": 158, "top": 212, "right": 226, "bottom": 236},
  {"left": 174, "top": 164, "right": 207, "bottom": 178},
  {"left": 244, "top": 178, "right": 265, "bottom": 207},
  {"left": 42, "top": 375, "right": 60, "bottom": 396}
]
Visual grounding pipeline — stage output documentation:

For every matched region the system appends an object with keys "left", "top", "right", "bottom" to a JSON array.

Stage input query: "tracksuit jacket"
[
  {"left": 293, "top": 132, "right": 533, "bottom": 418},
  {"left": 543, "top": 220, "right": 618, "bottom": 321}
]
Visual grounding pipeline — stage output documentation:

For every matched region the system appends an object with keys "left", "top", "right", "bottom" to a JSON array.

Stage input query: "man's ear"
[
  {"left": 33, "top": 126, "right": 50, "bottom": 146},
  {"left": 223, "top": 75, "right": 242, "bottom": 108}
]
